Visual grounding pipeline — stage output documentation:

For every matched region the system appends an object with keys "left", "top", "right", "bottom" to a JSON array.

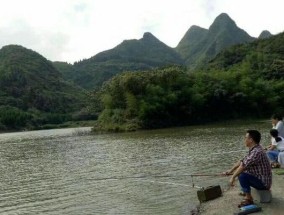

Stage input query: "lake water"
[{"left": 0, "top": 121, "right": 271, "bottom": 214}]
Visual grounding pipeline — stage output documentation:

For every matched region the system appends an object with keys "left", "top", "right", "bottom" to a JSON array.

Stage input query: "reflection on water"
[{"left": 0, "top": 122, "right": 270, "bottom": 214}]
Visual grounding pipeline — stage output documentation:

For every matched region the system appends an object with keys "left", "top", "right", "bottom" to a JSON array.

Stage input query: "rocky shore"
[{"left": 198, "top": 170, "right": 284, "bottom": 215}]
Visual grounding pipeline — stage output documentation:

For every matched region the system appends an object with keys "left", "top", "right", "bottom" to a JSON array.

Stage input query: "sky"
[{"left": 0, "top": 0, "right": 283, "bottom": 64}]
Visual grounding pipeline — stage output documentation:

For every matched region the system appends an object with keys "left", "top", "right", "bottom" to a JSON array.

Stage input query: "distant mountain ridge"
[
  {"left": 92, "top": 32, "right": 183, "bottom": 64},
  {"left": 55, "top": 13, "right": 274, "bottom": 89},
  {"left": 60, "top": 32, "right": 184, "bottom": 89},
  {"left": 175, "top": 13, "right": 256, "bottom": 70},
  {"left": 0, "top": 13, "right": 274, "bottom": 91}
]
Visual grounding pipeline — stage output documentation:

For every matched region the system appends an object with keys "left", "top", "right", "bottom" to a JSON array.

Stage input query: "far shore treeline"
[
  {"left": 93, "top": 63, "right": 283, "bottom": 131},
  {"left": 0, "top": 13, "right": 284, "bottom": 132}
]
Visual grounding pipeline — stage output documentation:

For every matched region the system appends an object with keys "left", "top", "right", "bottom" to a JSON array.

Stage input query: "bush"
[{"left": 0, "top": 106, "right": 31, "bottom": 129}]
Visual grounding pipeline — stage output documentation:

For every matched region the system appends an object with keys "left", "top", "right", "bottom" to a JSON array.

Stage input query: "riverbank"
[
  {"left": 0, "top": 120, "right": 96, "bottom": 134},
  {"left": 198, "top": 170, "right": 284, "bottom": 215}
]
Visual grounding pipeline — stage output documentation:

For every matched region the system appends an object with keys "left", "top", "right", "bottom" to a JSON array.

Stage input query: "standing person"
[
  {"left": 266, "top": 129, "right": 284, "bottom": 168},
  {"left": 223, "top": 130, "right": 272, "bottom": 207},
  {"left": 271, "top": 113, "right": 284, "bottom": 138}
]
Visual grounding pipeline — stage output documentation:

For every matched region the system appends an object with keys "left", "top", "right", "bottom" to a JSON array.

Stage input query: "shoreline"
[{"left": 0, "top": 118, "right": 268, "bottom": 135}]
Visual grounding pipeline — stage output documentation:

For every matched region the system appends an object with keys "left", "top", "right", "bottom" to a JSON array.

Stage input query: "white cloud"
[{"left": 0, "top": 0, "right": 283, "bottom": 63}]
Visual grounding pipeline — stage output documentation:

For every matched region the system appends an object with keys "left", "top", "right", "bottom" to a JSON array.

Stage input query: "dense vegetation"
[
  {"left": 93, "top": 67, "right": 282, "bottom": 132},
  {"left": 94, "top": 66, "right": 193, "bottom": 131}
]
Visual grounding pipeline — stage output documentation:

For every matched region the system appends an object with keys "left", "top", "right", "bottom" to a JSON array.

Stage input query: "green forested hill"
[
  {"left": 175, "top": 13, "right": 255, "bottom": 70},
  {"left": 208, "top": 31, "right": 284, "bottom": 79},
  {"left": 0, "top": 45, "right": 88, "bottom": 130},
  {"left": 52, "top": 61, "right": 77, "bottom": 82},
  {"left": 57, "top": 32, "right": 184, "bottom": 90}
]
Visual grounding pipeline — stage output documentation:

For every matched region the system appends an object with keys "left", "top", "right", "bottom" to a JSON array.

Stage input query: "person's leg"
[
  {"left": 267, "top": 150, "right": 279, "bottom": 163},
  {"left": 238, "top": 172, "right": 267, "bottom": 201}
]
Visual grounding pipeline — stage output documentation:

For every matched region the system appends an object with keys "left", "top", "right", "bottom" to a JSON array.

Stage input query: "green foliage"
[
  {"left": 95, "top": 66, "right": 196, "bottom": 130},
  {"left": 0, "top": 45, "right": 89, "bottom": 130},
  {"left": 0, "top": 106, "right": 31, "bottom": 129}
]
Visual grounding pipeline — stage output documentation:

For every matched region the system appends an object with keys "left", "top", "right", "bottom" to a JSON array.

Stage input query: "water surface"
[{"left": 0, "top": 121, "right": 271, "bottom": 214}]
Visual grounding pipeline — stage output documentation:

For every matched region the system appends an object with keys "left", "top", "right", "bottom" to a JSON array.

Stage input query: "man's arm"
[
  {"left": 229, "top": 164, "right": 244, "bottom": 186},
  {"left": 222, "top": 160, "right": 241, "bottom": 175}
]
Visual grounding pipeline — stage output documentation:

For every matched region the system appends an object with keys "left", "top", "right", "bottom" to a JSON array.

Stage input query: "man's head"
[{"left": 245, "top": 130, "right": 261, "bottom": 147}]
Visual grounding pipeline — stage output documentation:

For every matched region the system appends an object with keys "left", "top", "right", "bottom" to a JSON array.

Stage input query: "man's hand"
[
  {"left": 222, "top": 170, "right": 233, "bottom": 176},
  {"left": 222, "top": 171, "right": 231, "bottom": 176}
]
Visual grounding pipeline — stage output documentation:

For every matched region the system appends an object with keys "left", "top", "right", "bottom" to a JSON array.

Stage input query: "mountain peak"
[
  {"left": 258, "top": 30, "right": 273, "bottom": 39},
  {"left": 143, "top": 32, "right": 155, "bottom": 38},
  {"left": 208, "top": 13, "right": 253, "bottom": 40},
  {"left": 141, "top": 32, "right": 161, "bottom": 44},
  {"left": 188, "top": 25, "right": 207, "bottom": 33},
  {"left": 216, "top": 13, "right": 231, "bottom": 19},
  {"left": 175, "top": 25, "right": 208, "bottom": 51},
  {"left": 211, "top": 13, "right": 236, "bottom": 29},
  {"left": 175, "top": 12, "right": 255, "bottom": 70}
]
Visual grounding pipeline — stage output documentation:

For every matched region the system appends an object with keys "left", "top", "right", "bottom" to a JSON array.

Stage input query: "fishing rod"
[
  {"left": 90, "top": 173, "right": 230, "bottom": 182},
  {"left": 137, "top": 179, "right": 196, "bottom": 188},
  {"left": 190, "top": 173, "right": 227, "bottom": 177},
  {"left": 90, "top": 173, "right": 233, "bottom": 191}
]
